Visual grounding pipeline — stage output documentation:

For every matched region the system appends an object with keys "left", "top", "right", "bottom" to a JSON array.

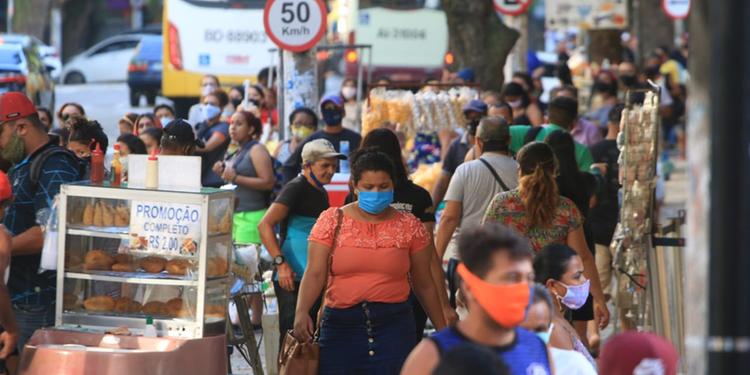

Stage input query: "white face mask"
[
  {"left": 341, "top": 87, "right": 356, "bottom": 100},
  {"left": 201, "top": 83, "right": 218, "bottom": 97},
  {"left": 508, "top": 99, "right": 523, "bottom": 109},
  {"left": 159, "top": 116, "right": 174, "bottom": 126}
]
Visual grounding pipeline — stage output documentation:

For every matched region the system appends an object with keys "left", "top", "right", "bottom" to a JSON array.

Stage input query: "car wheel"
[
  {"left": 64, "top": 72, "right": 85, "bottom": 85},
  {"left": 129, "top": 89, "right": 140, "bottom": 107},
  {"left": 146, "top": 91, "right": 157, "bottom": 106}
]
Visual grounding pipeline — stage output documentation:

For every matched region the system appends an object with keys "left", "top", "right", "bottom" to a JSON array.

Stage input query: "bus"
[
  {"left": 333, "top": 0, "right": 448, "bottom": 83},
  {"left": 162, "top": 0, "right": 274, "bottom": 116}
]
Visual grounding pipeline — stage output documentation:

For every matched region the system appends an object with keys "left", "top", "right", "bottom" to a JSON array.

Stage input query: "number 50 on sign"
[{"left": 264, "top": 0, "right": 328, "bottom": 52}]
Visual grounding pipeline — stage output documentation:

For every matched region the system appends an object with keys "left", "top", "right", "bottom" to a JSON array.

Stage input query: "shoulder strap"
[
  {"left": 478, "top": 158, "right": 510, "bottom": 192},
  {"left": 30, "top": 147, "right": 82, "bottom": 187},
  {"left": 523, "top": 126, "right": 544, "bottom": 145}
]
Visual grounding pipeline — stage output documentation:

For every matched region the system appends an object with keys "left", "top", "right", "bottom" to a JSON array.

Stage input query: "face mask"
[
  {"left": 159, "top": 116, "right": 174, "bottom": 126},
  {"left": 201, "top": 104, "right": 221, "bottom": 121},
  {"left": 556, "top": 279, "right": 590, "bottom": 310},
  {"left": 357, "top": 190, "right": 394, "bottom": 214},
  {"left": 619, "top": 74, "right": 637, "bottom": 88},
  {"left": 201, "top": 84, "right": 217, "bottom": 97},
  {"left": 536, "top": 323, "right": 554, "bottom": 345},
  {"left": 341, "top": 87, "right": 356, "bottom": 100},
  {"left": 467, "top": 120, "right": 480, "bottom": 136},
  {"left": 457, "top": 263, "right": 530, "bottom": 328},
  {"left": 292, "top": 126, "right": 314, "bottom": 141},
  {"left": 321, "top": 109, "right": 343, "bottom": 126},
  {"left": 1, "top": 132, "right": 25, "bottom": 165},
  {"left": 508, "top": 99, "right": 523, "bottom": 109},
  {"left": 307, "top": 166, "right": 326, "bottom": 189},
  {"left": 231, "top": 98, "right": 243, "bottom": 108}
]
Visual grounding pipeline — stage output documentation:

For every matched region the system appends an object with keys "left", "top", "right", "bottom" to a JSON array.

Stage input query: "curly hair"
[
  {"left": 350, "top": 147, "right": 396, "bottom": 186},
  {"left": 68, "top": 118, "right": 108, "bottom": 152},
  {"left": 517, "top": 142, "right": 559, "bottom": 228}
]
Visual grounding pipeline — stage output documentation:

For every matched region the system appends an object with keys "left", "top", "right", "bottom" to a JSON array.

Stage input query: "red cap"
[
  {"left": 0, "top": 92, "right": 37, "bottom": 123},
  {"left": 599, "top": 332, "right": 680, "bottom": 375},
  {"left": 0, "top": 171, "right": 12, "bottom": 202}
]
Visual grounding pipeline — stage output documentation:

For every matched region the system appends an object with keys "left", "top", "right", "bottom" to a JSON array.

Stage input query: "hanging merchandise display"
[{"left": 610, "top": 86, "right": 660, "bottom": 331}]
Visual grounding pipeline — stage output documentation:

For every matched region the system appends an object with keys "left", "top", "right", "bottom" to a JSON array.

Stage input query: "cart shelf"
[{"left": 64, "top": 272, "right": 200, "bottom": 286}]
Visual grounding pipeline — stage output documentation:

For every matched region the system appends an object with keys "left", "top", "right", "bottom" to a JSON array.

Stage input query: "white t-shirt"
[{"left": 550, "top": 348, "right": 598, "bottom": 375}]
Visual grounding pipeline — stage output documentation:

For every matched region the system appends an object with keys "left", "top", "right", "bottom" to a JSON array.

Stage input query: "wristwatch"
[{"left": 273, "top": 255, "right": 286, "bottom": 266}]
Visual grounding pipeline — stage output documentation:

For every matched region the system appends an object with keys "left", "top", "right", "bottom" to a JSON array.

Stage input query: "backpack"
[{"left": 29, "top": 146, "right": 86, "bottom": 191}]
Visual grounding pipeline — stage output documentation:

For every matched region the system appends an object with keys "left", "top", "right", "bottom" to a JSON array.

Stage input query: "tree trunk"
[
  {"left": 12, "top": 0, "right": 53, "bottom": 39},
  {"left": 61, "top": 0, "right": 99, "bottom": 61},
  {"left": 636, "top": 0, "right": 675, "bottom": 62},
  {"left": 443, "top": 0, "right": 519, "bottom": 91},
  {"left": 589, "top": 29, "right": 623, "bottom": 65}
]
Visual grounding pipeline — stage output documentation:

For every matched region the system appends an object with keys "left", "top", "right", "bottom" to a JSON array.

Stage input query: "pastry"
[
  {"left": 114, "top": 204, "right": 129, "bottom": 227},
  {"left": 114, "top": 297, "right": 142, "bottom": 313},
  {"left": 111, "top": 263, "right": 135, "bottom": 272},
  {"left": 141, "top": 301, "right": 168, "bottom": 315},
  {"left": 205, "top": 304, "right": 226, "bottom": 319},
  {"left": 102, "top": 202, "right": 115, "bottom": 227},
  {"left": 166, "top": 298, "right": 191, "bottom": 317},
  {"left": 93, "top": 201, "right": 104, "bottom": 227},
  {"left": 83, "top": 295, "right": 115, "bottom": 312},
  {"left": 69, "top": 202, "right": 84, "bottom": 224},
  {"left": 218, "top": 212, "right": 231, "bottom": 233},
  {"left": 113, "top": 253, "right": 131, "bottom": 264},
  {"left": 63, "top": 293, "right": 79, "bottom": 310},
  {"left": 180, "top": 238, "right": 197, "bottom": 254},
  {"left": 139, "top": 256, "right": 166, "bottom": 273},
  {"left": 207, "top": 257, "right": 228, "bottom": 277},
  {"left": 83, "top": 250, "right": 114, "bottom": 271},
  {"left": 106, "top": 326, "right": 132, "bottom": 336},
  {"left": 82, "top": 201, "right": 94, "bottom": 226},
  {"left": 166, "top": 259, "right": 192, "bottom": 276}
]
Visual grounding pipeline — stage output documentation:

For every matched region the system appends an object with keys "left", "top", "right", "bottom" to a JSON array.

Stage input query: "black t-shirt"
[
  {"left": 345, "top": 180, "right": 435, "bottom": 223},
  {"left": 275, "top": 175, "right": 329, "bottom": 239},
  {"left": 589, "top": 139, "right": 621, "bottom": 245},
  {"left": 282, "top": 128, "right": 362, "bottom": 184},
  {"left": 442, "top": 138, "right": 470, "bottom": 175}
]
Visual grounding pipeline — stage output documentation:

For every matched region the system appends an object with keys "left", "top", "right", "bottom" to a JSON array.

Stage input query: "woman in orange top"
[{"left": 293, "top": 149, "right": 448, "bottom": 375}]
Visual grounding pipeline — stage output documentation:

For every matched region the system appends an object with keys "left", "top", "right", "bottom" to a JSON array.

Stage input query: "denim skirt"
[{"left": 319, "top": 301, "right": 416, "bottom": 375}]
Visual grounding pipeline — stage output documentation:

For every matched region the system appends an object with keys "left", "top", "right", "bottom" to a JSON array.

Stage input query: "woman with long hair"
[{"left": 482, "top": 142, "right": 610, "bottom": 331}]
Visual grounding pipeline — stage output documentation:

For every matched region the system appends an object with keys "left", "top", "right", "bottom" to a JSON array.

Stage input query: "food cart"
[{"left": 19, "top": 182, "right": 234, "bottom": 375}]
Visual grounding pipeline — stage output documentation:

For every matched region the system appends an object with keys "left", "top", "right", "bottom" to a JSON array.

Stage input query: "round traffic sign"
[
  {"left": 264, "top": 0, "right": 327, "bottom": 53},
  {"left": 494, "top": 0, "right": 532, "bottom": 16},
  {"left": 662, "top": 0, "right": 690, "bottom": 20}
]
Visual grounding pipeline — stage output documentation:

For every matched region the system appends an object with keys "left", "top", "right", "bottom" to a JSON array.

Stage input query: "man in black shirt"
[
  {"left": 589, "top": 104, "right": 624, "bottom": 298},
  {"left": 282, "top": 95, "right": 361, "bottom": 184}
]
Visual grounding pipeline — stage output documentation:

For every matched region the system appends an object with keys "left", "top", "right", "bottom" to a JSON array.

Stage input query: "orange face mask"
[{"left": 457, "top": 263, "right": 531, "bottom": 328}]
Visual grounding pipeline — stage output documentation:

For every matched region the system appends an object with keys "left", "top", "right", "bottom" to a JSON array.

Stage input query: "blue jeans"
[
  {"left": 319, "top": 301, "right": 416, "bottom": 375},
  {"left": 13, "top": 303, "right": 55, "bottom": 353}
]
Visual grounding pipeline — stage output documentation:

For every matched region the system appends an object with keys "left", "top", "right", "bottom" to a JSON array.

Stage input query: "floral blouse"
[{"left": 482, "top": 189, "right": 583, "bottom": 252}]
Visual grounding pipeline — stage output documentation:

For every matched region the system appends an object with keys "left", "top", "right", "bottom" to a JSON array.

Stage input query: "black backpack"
[{"left": 29, "top": 146, "right": 87, "bottom": 191}]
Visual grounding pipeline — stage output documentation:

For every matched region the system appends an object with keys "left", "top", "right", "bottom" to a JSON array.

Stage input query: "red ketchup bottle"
[{"left": 90, "top": 142, "right": 104, "bottom": 184}]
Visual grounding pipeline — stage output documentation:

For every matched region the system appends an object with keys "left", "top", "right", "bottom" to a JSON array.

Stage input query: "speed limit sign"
[
  {"left": 264, "top": 0, "right": 327, "bottom": 52},
  {"left": 494, "top": 0, "right": 532, "bottom": 16}
]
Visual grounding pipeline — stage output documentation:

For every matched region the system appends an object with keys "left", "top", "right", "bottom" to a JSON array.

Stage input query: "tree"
[
  {"left": 443, "top": 0, "right": 519, "bottom": 91},
  {"left": 11, "top": 0, "right": 53, "bottom": 39}
]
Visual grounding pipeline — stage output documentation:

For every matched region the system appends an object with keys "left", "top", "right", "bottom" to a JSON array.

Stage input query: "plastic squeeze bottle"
[
  {"left": 90, "top": 142, "right": 104, "bottom": 184},
  {"left": 145, "top": 148, "right": 158, "bottom": 189},
  {"left": 143, "top": 316, "right": 157, "bottom": 337},
  {"left": 111, "top": 144, "right": 122, "bottom": 186}
]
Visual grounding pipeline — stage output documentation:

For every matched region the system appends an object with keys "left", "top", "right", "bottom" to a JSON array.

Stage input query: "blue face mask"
[
  {"left": 535, "top": 323, "right": 553, "bottom": 345},
  {"left": 357, "top": 190, "right": 394, "bottom": 214},
  {"left": 202, "top": 103, "right": 222, "bottom": 121},
  {"left": 321, "top": 109, "right": 343, "bottom": 126}
]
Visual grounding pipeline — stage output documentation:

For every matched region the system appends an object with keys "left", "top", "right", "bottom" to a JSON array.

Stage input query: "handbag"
[{"left": 278, "top": 209, "right": 343, "bottom": 375}]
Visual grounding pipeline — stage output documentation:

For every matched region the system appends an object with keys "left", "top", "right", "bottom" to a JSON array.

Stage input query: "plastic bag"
[{"left": 39, "top": 196, "right": 59, "bottom": 271}]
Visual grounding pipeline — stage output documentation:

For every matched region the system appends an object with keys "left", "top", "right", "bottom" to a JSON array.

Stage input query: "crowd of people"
[{"left": 0, "top": 39, "right": 688, "bottom": 374}]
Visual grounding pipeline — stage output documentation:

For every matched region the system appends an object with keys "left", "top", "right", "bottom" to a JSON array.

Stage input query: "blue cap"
[
  {"left": 463, "top": 99, "right": 488, "bottom": 115},
  {"left": 320, "top": 94, "right": 344, "bottom": 108},
  {"left": 457, "top": 68, "right": 475, "bottom": 83}
]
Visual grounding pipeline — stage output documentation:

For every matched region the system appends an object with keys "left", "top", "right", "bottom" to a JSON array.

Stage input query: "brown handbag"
[{"left": 278, "top": 209, "right": 343, "bottom": 375}]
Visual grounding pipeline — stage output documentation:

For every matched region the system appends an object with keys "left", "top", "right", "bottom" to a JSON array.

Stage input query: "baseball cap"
[
  {"left": 456, "top": 68, "right": 475, "bottom": 83},
  {"left": 599, "top": 332, "right": 679, "bottom": 375},
  {"left": 320, "top": 94, "right": 344, "bottom": 109},
  {"left": 476, "top": 116, "right": 510, "bottom": 143},
  {"left": 0, "top": 92, "right": 37, "bottom": 123},
  {"left": 0, "top": 171, "right": 12, "bottom": 202},
  {"left": 462, "top": 99, "right": 488, "bottom": 115},
  {"left": 301, "top": 139, "right": 346, "bottom": 164}
]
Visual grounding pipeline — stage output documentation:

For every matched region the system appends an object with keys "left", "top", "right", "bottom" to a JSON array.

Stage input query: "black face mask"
[
  {"left": 593, "top": 81, "right": 615, "bottom": 95},
  {"left": 467, "top": 120, "right": 480, "bottom": 136},
  {"left": 231, "top": 98, "right": 242, "bottom": 108},
  {"left": 619, "top": 74, "right": 637, "bottom": 88}
]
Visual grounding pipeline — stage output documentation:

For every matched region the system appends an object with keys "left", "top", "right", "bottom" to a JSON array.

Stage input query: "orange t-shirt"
[{"left": 308, "top": 208, "right": 431, "bottom": 309}]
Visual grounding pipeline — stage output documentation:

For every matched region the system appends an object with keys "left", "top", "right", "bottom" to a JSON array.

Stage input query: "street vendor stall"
[{"left": 18, "top": 180, "right": 234, "bottom": 375}]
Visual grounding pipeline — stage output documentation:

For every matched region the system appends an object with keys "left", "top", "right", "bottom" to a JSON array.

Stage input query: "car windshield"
[{"left": 138, "top": 37, "right": 162, "bottom": 61}]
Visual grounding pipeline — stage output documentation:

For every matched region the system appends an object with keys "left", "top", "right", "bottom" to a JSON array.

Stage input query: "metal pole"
[
  {"left": 6, "top": 0, "right": 13, "bottom": 33},
  {"left": 356, "top": 48, "right": 364, "bottom": 133},
  {"left": 281, "top": 49, "right": 318, "bottom": 141}
]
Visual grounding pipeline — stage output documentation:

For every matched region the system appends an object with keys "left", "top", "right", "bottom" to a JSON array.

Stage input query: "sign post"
[{"left": 264, "top": 0, "right": 327, "bottom": 141}]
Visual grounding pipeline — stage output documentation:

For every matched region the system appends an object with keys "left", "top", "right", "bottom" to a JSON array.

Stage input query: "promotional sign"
[
  {"left": 546, "top": 0, "right": 628, "bottom": 30},
  {"left": 264, "top": 0, "right": 327, "bottom": 52},
  {"left": 493, "top": 0, "right": 533, "bottom": 16},
  {"left": 129, "top": 201, "right": 202, "bottom": 255},
  {"left": 662, "top": 0, "right": 690, "bottom": 20}
]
